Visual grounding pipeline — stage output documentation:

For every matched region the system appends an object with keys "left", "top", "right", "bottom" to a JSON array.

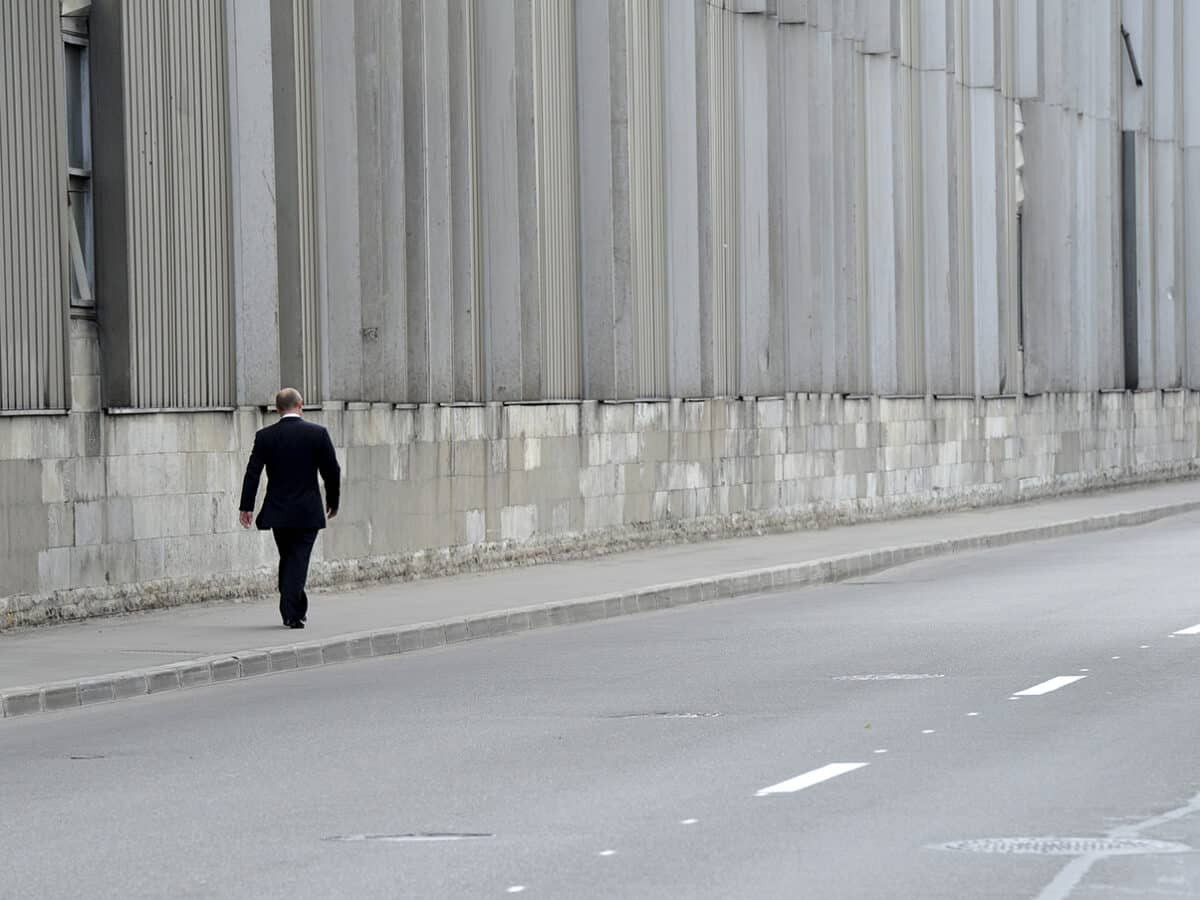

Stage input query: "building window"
[{"left": 64, "top": 19, "right": 93, "bottom": 309}]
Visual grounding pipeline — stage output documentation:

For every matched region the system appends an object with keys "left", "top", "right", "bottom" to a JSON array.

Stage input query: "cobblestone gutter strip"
[{"left": 4, "top": 501, "right": 1198, "bottom": 720}]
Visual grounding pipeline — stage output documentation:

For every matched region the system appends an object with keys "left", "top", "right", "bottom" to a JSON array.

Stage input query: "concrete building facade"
[{"left": 3, "top": 0, "right": 1199, "bottom": 626}]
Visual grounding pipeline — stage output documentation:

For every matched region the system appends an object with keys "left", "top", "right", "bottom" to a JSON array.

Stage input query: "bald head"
[{"left": 275, "top": 388, "right": 303, "bottom": 413}]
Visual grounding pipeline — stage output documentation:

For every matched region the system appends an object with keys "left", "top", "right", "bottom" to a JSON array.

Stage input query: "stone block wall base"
[{"left": 2, "top": 392, "right": 1199, "bottom": 629}]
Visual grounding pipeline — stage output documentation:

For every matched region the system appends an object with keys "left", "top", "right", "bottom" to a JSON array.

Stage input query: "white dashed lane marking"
[
  {"left": 755, "top": 763, "right": 869, "bottom": 797},
  {"left": 1172, "top": 623, "right": 1200, "bottom": 635},
  {"left": 1012, "top": 676, "right": 1087, "bottom": 697}
]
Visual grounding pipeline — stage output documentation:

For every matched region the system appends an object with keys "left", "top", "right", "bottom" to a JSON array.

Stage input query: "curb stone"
[{"left": 4, "top": 500, "right": 1199, "bottom": 720}]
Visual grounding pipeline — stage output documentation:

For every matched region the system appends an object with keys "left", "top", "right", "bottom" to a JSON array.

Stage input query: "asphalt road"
[{"left": 4, "top": 514, "right": 1200, "bottom": 899}]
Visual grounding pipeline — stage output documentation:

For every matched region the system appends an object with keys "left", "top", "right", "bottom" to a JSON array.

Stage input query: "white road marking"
[
  {"left": 966, "top": 712, "right": 980, "bottom": 717},
  {"left": 598, "top": 850, "right": 616, "bottom": 857},
  {"left": 1172, "top": 623, "right": 1200, "bottom": 635},
  {"left": 506, "top": 888, "right": 526, "bottom": 894},
  {"left": 1140, "top": 644, "right": 1150, "bottom": 649},
  {"left": 1013, "top": 675, "right": 1086, "bottom": 697},
  {"left": 755, "top": 762, "right": 868, "bottom": 797},
  {"left": 1034, "top": 791, "right": 1200, "bottom": 900},
  {"left": 922, "top": 729, "right": 936, "bottom": 734},
  {"left": 874, "top": 749, "right": 888, "bottom": 754},
  {"left": 1078, "top": 668, "right": 1089, "bottom": 673},
  {"left": 1111, "top": 656, "right": 1121, "bottom": 660},
  {"left": 680, "top": 819, "right": 698, "bottom": 825}
]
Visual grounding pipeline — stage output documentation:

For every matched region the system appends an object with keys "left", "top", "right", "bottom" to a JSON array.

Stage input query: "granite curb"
[{"left": 4, "top": 499, "right": 1198, "bottom": 720}]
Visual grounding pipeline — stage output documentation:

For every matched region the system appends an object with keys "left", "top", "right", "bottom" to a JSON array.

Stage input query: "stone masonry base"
[{"left": 2, "top": 390, "right": 1197, "bottom": 629}]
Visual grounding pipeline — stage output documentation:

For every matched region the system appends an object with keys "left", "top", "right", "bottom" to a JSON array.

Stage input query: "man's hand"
[
  {"left": 327, "top": 507, "right": 338, "bottom": 520},
  {"left": 239, "top": 510, "right": 253, "bottom": 529}
]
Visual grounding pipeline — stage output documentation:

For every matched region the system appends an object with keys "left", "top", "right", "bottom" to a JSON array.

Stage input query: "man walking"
[{"left": 239, "top": 388, "right": 341, "bottom": 629}]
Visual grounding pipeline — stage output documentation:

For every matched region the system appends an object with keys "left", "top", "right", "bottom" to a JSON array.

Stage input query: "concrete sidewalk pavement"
[{"left": 4, "top": 479, "right": 1200, "bottom": 718}]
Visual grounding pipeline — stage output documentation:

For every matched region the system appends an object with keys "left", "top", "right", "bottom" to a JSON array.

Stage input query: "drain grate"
[
  {"left": 833, "top": 673, "right": 945, "bottom": 681},
  {"left": 603, "top": 712, "right": 722, "bottom": 719},
  {"left": 931, "top": 837, "right": 1191, "bottom": 856},
  {"left": 325, "top": 833, "right": 494, "bottom": 843}
]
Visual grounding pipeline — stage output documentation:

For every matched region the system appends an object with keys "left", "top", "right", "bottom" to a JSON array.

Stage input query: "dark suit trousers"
[{"left": 272, "top": 528, "right": 318, "bottom": 623}]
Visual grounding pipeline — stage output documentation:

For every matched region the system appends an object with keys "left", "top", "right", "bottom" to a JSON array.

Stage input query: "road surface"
[{"left": 4, "top": 514, "right": 1200, "bottom": 898}]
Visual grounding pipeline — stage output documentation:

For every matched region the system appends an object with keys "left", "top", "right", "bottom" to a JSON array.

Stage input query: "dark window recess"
[{"left": 64, "top": 31, "right": 94, "bottom": 309}]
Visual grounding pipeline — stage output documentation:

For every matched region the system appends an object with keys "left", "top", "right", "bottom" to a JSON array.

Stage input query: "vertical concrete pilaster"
[
  {"left": 663, "top": 0, "right": 702, "bottom": 399},
  {"left": 780, "top": 22, "right": 820, "bottom": 392},
  {"left": 312, "top": 0, "right": 363, "bottom": 401},
  {"left": 449, "top": 1, "right": 482, "bottom": 401},
  {"left": 227, "top": 0, "right": 280, "bottom": 407},
  {"left": 402, "top": 0, "right": 455, "bottom": 403},
  {"left": 576, "top": 0, "right": 629, "bottom": 400},
  {"left": 474, "top": 0, "right": 526, "bottom": 401},
  {"left": 864, "top": 51, "right": 898, "bottom": 395},
  {"left": 735, "top": 12, "right": 772, "bottom": 397},
  {"left": 1183, "top": 1, "right": 1200, "bottom": 387},
  {"left": 832, "top": 35, "right": 866, "bottom": 392},
  {"left": 355, "top": 0, "right": 408, "bottom": 402}
]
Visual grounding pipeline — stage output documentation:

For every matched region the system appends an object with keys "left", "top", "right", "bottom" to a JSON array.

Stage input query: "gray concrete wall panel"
[
  {"left": 354, "top": 0, "right": 408, "bottom": 402},
  {"left": 831, "top": 38, "right": 866, "bottom": 393},
  {"left": 575, "top": 0, "right": 620, "bottom": 400},
  {"left": 0, "top": 0, "right": 68, "bottom": 411},
  {"left": 1183, "top": 2, "right": 1200, "bottom": 387},
  {"left": 894, "top": 58, "right": 926, "bottom": 395},
  {"left": 967, "top": 86, "right": 1001, "bottom": 395},
  {"left": 474, "top": 0, "right": 526, "bottom": 401},
  {"left": 627, "top": 0, "right": 670, "bottom": 398},
  {"left": 920, "top": 68, "right": 956, "bottom": 393},
  {"left": 515, "top": 0, "right": 543, "bottom": 399},
  {"left": 532, "top": 0, "right": 583, "bottom": 399},
  {"left": 779, "top": 25, "right": 819, "bottom": 392},
  {"left": 448, "top": 0, "right": 483, "bottom": 401},
  {"left": 272, "top": 0, "right": 322, "bottom": 403},
  {"left": 229, "top": 0, "right": 281, "bottom": 408},
  {"left": 662, "top": 0, "right": 703, "bottom": 399},
  {"left": 735, "top": 14, "right": 773, "bottom": 397},
  {"left": 401, "top": 0, "right": 455, "bottom": 403},
  {"left": 312, "top": 0, "right": 363, "bottom": 402},
  {"left": 13, "top": 2, "right": 1198, "bottom": 407},
  {"left": 706, "top": 5, "right": 739, "bottom": 396},
  {"left": 864, "top": 53, "right": 899, "bottom": 395},
  {"left": 119, "top": 0, "right": 235, "bottom": 409}
]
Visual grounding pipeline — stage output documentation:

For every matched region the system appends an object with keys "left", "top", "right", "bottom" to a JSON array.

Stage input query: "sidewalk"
[{"left": 5, "top": 479, "right": 1200, "bottom": 718}]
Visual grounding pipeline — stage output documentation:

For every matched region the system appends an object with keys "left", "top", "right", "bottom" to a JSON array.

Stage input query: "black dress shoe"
[{"left": 287, "top": 619, "right": 305, "bottom": 629}]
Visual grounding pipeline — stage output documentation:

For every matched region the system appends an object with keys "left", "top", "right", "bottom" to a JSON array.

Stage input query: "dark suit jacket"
[{"left": 239, "top": 416, "right": 341, "bottom": 530}]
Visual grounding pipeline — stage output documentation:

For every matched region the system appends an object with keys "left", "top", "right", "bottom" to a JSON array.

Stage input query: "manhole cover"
[
  {"left": 931, "top": 837, "right": 1191, "bottom": 856},
  {"left": 325, "top": 833, "right": 494, "bottom": 843},
  {"left": 833, "top": 674, "right": 945, "bottom": 681},
  {"left": 603, "top": 712, "right": 722, "bottom": 719}
]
